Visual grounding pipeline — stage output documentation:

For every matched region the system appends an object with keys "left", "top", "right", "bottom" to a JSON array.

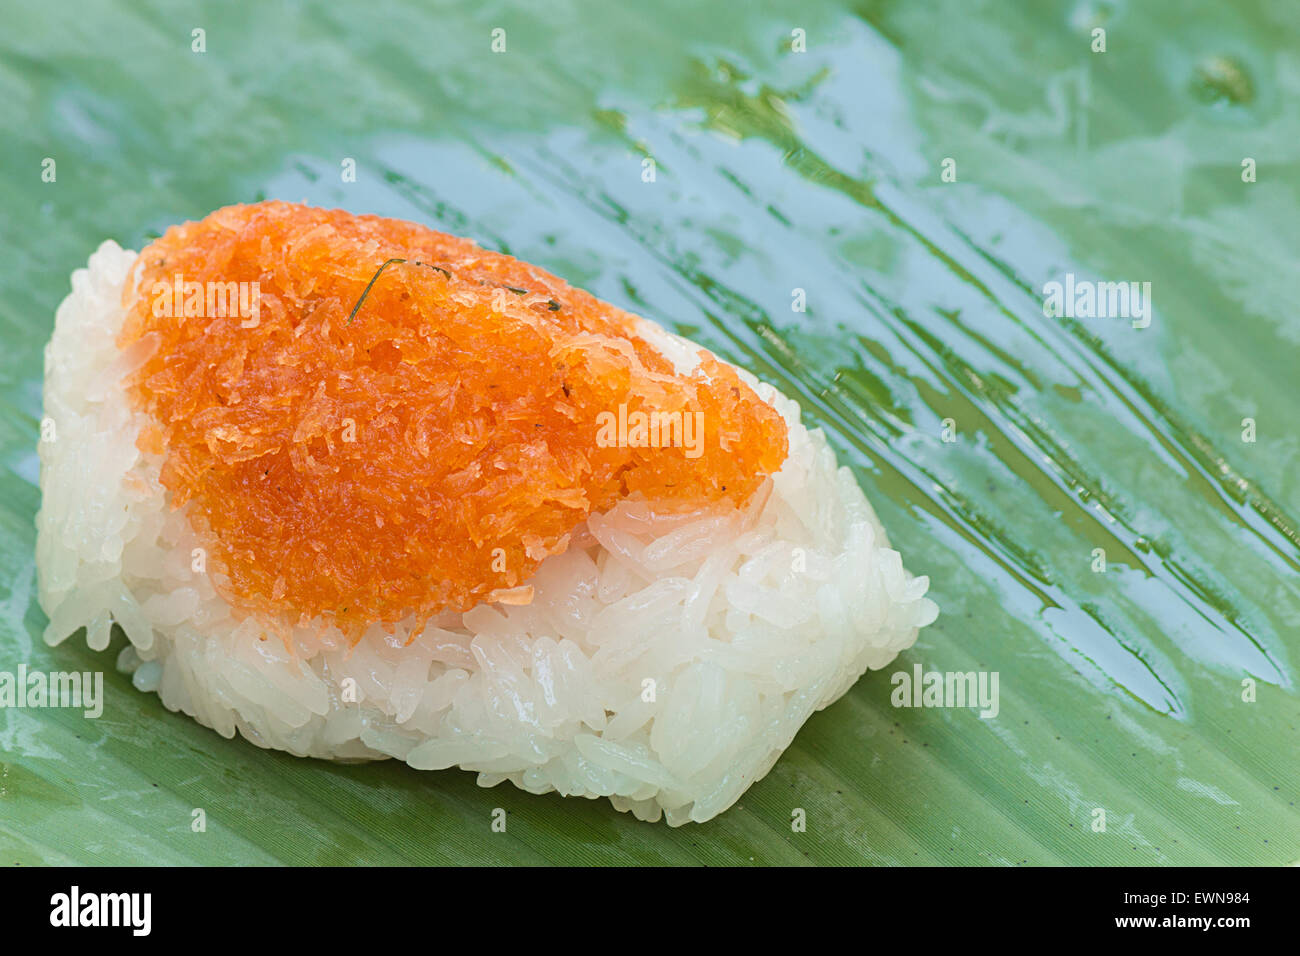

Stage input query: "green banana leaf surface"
[{"left": 1, "top": 0, "right": 1297, "bottom": 865}]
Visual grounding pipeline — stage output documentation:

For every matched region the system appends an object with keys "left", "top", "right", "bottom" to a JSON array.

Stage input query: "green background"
[{"left": 1, "top": 0, "right": 1297, "bottom": 865}]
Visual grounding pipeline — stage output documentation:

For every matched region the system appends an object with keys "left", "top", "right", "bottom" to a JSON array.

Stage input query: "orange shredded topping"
[{"left": 119, "top": 201, "right": 788, "bottom": 636}]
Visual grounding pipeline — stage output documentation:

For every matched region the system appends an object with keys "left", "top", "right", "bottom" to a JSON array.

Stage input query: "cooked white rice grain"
[{"left": 37, "top": 240, "right": 939, "bottom": 825}]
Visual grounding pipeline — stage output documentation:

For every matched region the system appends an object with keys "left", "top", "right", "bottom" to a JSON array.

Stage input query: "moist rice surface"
[{"left": 37, "top": 238, "right": 939, "bottom": 825}]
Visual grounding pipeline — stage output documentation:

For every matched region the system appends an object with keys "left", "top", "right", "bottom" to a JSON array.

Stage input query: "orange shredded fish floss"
[{"left": 119, "top": 201, "right": 789, "bottom": 639}]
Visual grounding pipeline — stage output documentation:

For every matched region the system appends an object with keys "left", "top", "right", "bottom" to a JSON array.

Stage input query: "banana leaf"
[{"left": 0, "top": 0, "right": 1296, "bottom": 865}]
